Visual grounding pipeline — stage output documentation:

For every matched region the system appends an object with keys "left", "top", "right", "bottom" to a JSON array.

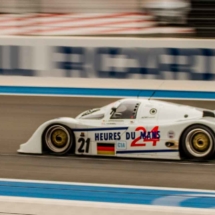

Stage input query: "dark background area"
[{"left": 188, "top": 0, "right": 215, "bottom": 37}]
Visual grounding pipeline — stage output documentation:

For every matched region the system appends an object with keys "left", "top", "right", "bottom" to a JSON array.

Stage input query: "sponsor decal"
[
  {"left": 141, "top": 116, "right": 155, "bottom": 119},
  {"left": 168, "top": 131, "right": 175, "bottom": 138},
  {"left": 116, "top": 141, "right": 127, "bottom": 150},
  {"left": 127, "top": 126, "right": 160, "bottom": 147},
  {"left": 95, "top": 132, "right": 120, "bottom": 141},
  {"left": 150, "top": 108, "right": 157, "bottom": 115},
  {"left": 94, "top": 127, "right": 160, "bottom": 148},
  {"left": 97, "top": 143, "right": 115, "bottom": 155},
  {"left": 80, "top": 132, "right": 85, "bottom": 137}
]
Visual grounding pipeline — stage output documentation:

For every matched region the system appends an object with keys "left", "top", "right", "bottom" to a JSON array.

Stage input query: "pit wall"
[{"left": 0, "top": 36, "right": 215, "bottom": 99}]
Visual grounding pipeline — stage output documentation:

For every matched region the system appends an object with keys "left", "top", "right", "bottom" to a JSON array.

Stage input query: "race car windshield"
[
  {"left": 110, "top": 100, "right": 140, "bottom": 119},
  {"left": 80, "top": 113, "right": 104, "bottom": 119},
  {"left": 79, "top": 108, "right": 104, "bottom": 119}
]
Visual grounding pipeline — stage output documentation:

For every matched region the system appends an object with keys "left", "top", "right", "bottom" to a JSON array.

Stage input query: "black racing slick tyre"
[
  {"left": 181, "top": 125, "right": 215, "bottom": 160},
  {"left": 43, "top": 124, "right": 74, "bottom": 155}
]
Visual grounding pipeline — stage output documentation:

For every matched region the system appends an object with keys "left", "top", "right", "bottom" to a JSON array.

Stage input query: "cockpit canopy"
[
  {"left": 77, "top": 99, "right": 141, "bottom": 120},
  {"left": 76, "top": 98, "right": 203, "bottom": 122},
  {"left": 110, "top": 100, "right": 141, "bottom": 119},
  {"left": 78, "top": 108, "right": 104, "bottom": 119}
]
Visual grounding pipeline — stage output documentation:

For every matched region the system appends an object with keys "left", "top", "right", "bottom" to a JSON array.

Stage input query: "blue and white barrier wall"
[
  {"left": 0, "top": 36, "right": 215, "bottom": 100},
  {"left": 0, "top": 36, "right": 214, "bottom": 80}
]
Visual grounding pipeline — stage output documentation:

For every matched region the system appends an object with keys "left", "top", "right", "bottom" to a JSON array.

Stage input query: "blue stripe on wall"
[
  {"left": 151, "top": 90, "right": 215, "bottom": 100},
  {"left": 0, "top": 86, "right": 145, "bottom": 97},
  {"left": 0, "top": 180, "right": 215, "bottom": 208},
  {"left": 0, "top": 86, "right": 215, "bottom": 99}
]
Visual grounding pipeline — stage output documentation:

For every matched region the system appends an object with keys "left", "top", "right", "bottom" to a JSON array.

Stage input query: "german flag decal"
[{"left": 97, "top": 143, "right": 115, "bottom": 155}]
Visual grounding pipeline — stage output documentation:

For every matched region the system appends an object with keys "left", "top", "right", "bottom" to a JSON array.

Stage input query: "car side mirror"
[{"left": 111, "top": 107, "right": 117, "bottom": 112}]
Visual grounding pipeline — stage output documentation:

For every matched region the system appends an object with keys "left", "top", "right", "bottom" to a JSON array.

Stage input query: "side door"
[
  {"left": 106, "top": 100, "right": 142, "bottom": 154},
  {"left": 117, "top": 102, "right": 161, "bottom": 156},
  {"left": 89, "top": 100, "right": 141, "bottom": 156}
]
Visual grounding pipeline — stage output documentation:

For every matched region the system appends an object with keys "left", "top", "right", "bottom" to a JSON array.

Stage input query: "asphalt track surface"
[{"left": 1, "top": 95, "right": 215, "bottom": 190}]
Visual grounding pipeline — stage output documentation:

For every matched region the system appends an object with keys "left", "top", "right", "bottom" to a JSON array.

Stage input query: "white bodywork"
[{"left": 18, "top": 98, "right": 215, "bottom": 160}]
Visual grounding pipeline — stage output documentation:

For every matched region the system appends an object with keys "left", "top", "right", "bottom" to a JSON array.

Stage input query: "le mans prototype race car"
[{"left": 18, "top": 98, "right": 215, "bottom": 160}]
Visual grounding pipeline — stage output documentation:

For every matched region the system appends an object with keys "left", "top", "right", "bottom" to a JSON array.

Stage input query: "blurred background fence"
[{"left": 0, "top": 0, "right": 214, "bottom": 37}]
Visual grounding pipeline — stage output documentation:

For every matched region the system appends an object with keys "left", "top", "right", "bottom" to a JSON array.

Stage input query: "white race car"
[{"left": 18, "top": 98, "right": 215, "bottom": 160}]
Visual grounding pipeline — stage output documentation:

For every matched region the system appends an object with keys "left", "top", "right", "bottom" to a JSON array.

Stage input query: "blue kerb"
[{"left": 0, "top": 180, "right": 215, "bottom": 208}]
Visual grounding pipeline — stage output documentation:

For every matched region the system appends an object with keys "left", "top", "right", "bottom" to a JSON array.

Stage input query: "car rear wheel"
[
  {"left": 44, "top": 124, "right": 74, "bottom": 155},
  {"left": 181, "top": 125, "right": 215, "bottom": 160}
]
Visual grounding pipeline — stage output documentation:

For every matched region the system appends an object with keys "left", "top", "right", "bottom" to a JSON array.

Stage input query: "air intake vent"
[{"left": 203, "top": 111, "right": 215, "bottom": 118}]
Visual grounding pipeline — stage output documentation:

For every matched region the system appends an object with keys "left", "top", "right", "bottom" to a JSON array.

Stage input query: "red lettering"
[
  {"left": 131, "top": 126, "right": 160, "bottom": 147},
  {"left": 131, "top": 127, "right": 146, "bottom": 147}
]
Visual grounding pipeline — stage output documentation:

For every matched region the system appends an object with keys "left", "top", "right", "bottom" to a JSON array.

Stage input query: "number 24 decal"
[
  {"left": 78, "top": 138, "right": 90, "bottom": 153},
  {"left": 131, "top": 126, "right": 160, "bottom": 147}
]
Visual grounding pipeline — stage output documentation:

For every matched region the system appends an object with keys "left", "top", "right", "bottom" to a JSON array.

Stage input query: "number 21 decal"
[{"left": 78, "top": 138, "right": 90, "bottom": 153}]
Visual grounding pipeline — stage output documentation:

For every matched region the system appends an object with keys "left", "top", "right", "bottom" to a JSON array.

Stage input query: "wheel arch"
[
  {"left": 42, "top": 123, "right": 76, "bottom": 155},
  {"left": 179, "top": 123, "right": 215, "bottom": 159}
]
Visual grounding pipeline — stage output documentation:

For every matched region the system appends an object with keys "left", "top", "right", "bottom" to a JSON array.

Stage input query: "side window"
[{"left": 110, "top": 101, "right": 140, "bottom": 119}]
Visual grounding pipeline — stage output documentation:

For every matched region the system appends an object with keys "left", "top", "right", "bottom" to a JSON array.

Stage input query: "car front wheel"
[
  {"left": 44, "top": 124, "right": 74, "bottom": 155},
  {"left": 181, "top": 125, "right": 215, "bottom": 160}
]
